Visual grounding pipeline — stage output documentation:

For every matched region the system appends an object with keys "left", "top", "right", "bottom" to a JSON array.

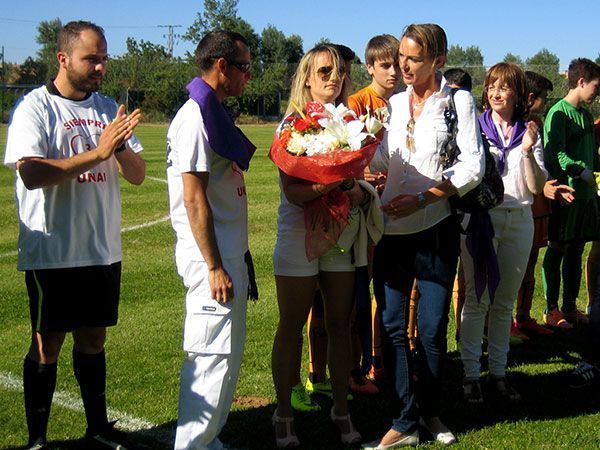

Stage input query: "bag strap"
[
  {"left": 441, "top": 87, "right": 460, "bottom": 167},
  {"left": 442, "top": 87, "right": 466, "bottom": 226}
]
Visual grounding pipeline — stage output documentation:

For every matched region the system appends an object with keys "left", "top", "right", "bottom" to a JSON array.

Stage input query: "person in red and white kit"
[
  {"left": 166, "top": 30, "right": 256, "bottom": 450},
  {"left": 4, "top": 21, "right": 144, "bottom": 450}
]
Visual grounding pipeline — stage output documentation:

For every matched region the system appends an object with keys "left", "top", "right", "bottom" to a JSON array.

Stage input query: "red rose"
[{"left": 306, "top": 101, "right": 325, "bottom": 116}]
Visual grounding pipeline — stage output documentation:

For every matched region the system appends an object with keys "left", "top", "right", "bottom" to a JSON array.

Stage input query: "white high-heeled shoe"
[
  {"left": 272, "top": 411, "right": 300, "bottom": 448},
  {"left": 330, "top": 408, "right": 362, "bottom": 445}
]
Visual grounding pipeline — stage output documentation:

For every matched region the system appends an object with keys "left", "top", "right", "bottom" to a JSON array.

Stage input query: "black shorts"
[{"left": 25, "top": 262, "right": 122, "bottom": 333}]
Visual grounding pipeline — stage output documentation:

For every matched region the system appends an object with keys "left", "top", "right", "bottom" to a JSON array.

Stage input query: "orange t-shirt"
[{"left": 348, "top": 85, "right": 388, "bottom": 117}]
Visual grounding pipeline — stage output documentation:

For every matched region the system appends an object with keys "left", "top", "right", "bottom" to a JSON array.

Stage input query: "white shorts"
[{"left": 273, "top": 229, "right": 354, "bottom": 277}]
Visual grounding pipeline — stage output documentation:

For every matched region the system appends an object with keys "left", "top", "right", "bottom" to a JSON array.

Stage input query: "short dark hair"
[
  {"left": 444, "top": 68, "right": 472, "bottom": 91},
  {"left": 567, "top": 58, "right": 600, "bottom": 89},
  {"left": 332, "top": 44, "right": 358, "bottom": 63},
  {"left": 525, "top": 71, "right": 553, "bottom": 97},
  {"left": 57, "top": 21, "right": 105, "bottom": 54},
  {"left": 195, "top": 30, "right": 248, "bottom": 74}
]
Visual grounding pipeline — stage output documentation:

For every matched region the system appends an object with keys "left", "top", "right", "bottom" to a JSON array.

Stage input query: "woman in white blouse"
[
  {"left": 364, "top": 24, "right": 484, "bottom": 449},
  {"left": 460, "top": 63, "right": 546, "bottom": 404}
]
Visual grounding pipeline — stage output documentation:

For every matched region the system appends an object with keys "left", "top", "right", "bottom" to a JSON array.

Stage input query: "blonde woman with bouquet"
[
  {"left": 270, "top": 44, "right": 370, "bottom": 448},
  {"left": 364, "top": 24, "right": 484, "bottom": 448}
]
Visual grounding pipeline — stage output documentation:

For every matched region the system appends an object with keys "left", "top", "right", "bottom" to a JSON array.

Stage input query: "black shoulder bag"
[{"left": 441, "top": 88, "right": 504, "bottom": 213}]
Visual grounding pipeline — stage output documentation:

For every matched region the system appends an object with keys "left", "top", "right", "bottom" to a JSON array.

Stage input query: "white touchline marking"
[
  {"left": 0, "top": 215, "right": 172, "bottom": 259},
  {"left": 1, "top": 176, "right": 169, "bottom": 260},
  {"left": 121, "top": 215, "right": 170, "bottom": 233},
  {"left": 146, "top": 176, "right": 168, "bottom": 184},
  {"left": 0, "top": 371, "right": 173, "bottom": 445}
]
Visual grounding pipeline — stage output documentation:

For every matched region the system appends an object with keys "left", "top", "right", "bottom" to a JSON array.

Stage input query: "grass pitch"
[{"left": 1, "top": 124, "right": 600, "bottom": 449}]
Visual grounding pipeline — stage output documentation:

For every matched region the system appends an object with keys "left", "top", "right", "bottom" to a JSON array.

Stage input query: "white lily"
[
  {"left": 318, "top": 103, "right": 371, "bottom": 150},
  {"left": 360, "top": 106, "right": 390, "bottom": 135}
]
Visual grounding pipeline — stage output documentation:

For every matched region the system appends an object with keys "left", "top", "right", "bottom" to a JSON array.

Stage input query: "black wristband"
[{"left": 115, "top": 143, "right": 127, "bottom": 153}]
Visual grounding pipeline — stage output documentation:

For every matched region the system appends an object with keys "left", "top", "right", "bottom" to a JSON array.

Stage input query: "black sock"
[
  {"left": 23, "top": 357, "right": 57, "bottom": 446},
  {"left": 73, "top": 349, "right": 108, "bottom": 435}
]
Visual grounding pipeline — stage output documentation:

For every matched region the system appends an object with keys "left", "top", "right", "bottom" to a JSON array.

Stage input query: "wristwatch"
[{"left": 416, "top": 192, "right": 427, "bottom": 209}]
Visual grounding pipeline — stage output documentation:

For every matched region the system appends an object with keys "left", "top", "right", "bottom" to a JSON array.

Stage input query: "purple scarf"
[
  {"left": 187, "top": 77, "right": 256, "bottom": 170},
  {"left": 478, "top": 109, "right": 527, "bottom": 173},
  {"left": 465, "top": 211, "right": 500, "bottom": 302}
]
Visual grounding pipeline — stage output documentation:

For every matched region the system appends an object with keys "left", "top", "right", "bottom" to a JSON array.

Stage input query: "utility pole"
[{"left": 158, "top": 25, "right": 182, "bottom": 57}]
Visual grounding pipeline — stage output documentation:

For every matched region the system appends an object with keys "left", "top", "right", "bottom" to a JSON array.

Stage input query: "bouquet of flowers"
[{"left": 270, "top": 101, "right": 386, "bottom": 260}]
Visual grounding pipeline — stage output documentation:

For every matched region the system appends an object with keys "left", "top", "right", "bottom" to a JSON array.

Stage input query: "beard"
[{"left": 66, "top": 66, "right": 103, "bottom": 94}]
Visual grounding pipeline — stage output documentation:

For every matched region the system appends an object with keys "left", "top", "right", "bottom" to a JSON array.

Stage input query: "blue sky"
[{"left": 0, "top": 0, "right": 598, "bottom": 70}]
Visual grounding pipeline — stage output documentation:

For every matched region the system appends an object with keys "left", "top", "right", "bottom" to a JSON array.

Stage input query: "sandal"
[
  {"left": 462, "top": 379, "right": 484, "bottom": 404},
  {"left": 330, "top": 408, "right": 362, "bottom": 445},
  {"left": 489, "top": 376, "right": 520, "bottom": 402},
  {"left": 272, "top": 411, "right": 300, "bottom": 448}
]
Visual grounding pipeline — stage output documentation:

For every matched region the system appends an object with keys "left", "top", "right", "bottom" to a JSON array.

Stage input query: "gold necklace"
[{"left": 412, "top": 98, "right": 426, "bottom": 108}]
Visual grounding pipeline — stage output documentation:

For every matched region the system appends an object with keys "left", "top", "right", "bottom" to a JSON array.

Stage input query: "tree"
[
  {"left": 261, "top": 25, "right": 287, "bottom": 65},
  {"left": 285, "top": 34, "right": 303, "bottom": 64},
  {"left": 184, "top": 0, "right": 260, "bottom": 57},
  {"left": 446, "top": 44, "right": 485, "bottom": 88},
  {"left": 447, "top": 44, "right": 483, "bottom": 67},
  {"left": 526, "top": 48, "right": 567, "bottom": 98},
  {"left": 184, "top": 0, "right": 238, "bottom": 42},
  {"left": 36, "top": 18, "right": 62, "bottom": 79},
  {"left": 101, "top": 38, "right": 195, "bottom": 120},
  {"left": 15, "top": 57, "right": 47, "bottom": 85},
  {"left": 503, "top": 53, "right": 524, "bottom": 66},
  {"left": 314, "top": 37, "right": 331, "bottom": 46},
  {"left": 526, "top": 48, "right": 560, "bottom": 73}
]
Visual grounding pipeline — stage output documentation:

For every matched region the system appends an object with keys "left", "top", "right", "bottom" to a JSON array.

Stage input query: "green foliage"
[
  {"left": 503, "top": 52, "right": 525, "bottom": 66},
  {"left": 314, "top": 37, "right": 331, "bottom": 46},
  {"left": 184, "top": 0, "right": 240, "bottom": 43},
  {"left": 101, "top": 38, "right": 196, "bottom": 120},
  {"left": 35, "top": 18, "right": 62, "bottom": 80},
  {"left": 446, "top": 44, "right": 486, "bottom": 86},
  {"left": 526, "top": 49, "right": 568, "bottom": 98},
  {"left": 14, "top": 57, "right": 47, "bottom": 85},
  {"left": 447, "top": 44, "right": 484, "bottom": 66},
  {"left": 183, "top": 0, "right": 260, "bottom": 57}
]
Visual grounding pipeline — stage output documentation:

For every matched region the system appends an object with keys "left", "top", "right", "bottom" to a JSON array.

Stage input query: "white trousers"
[
  {"left": 174, "top": 256, "right": 248, "bottom": 450},
  {"left": 460, "top": 208, "right": 533, "bottom": 379}
]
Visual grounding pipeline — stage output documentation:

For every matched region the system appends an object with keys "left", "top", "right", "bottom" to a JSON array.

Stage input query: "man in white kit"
[
  {"left": 166, "top": 30, "right": 256, "bottom": 450},
  {"left": 4, "top": 21, "right": 145, "bottom": 450}
]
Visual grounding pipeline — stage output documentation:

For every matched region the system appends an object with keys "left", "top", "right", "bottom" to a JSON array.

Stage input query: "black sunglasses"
[{"left": 227, "top": 59, "right": 251, "bottom": 74}]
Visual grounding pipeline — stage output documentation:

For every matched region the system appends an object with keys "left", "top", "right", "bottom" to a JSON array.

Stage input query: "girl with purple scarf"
[{"left": 461, "top": 63, "right": 547, "bottom": 403}]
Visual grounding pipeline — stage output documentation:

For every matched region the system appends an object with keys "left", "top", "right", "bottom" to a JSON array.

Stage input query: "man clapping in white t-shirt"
[{"left": 4, "top": 21, "right": 144, "bottom": 450}]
